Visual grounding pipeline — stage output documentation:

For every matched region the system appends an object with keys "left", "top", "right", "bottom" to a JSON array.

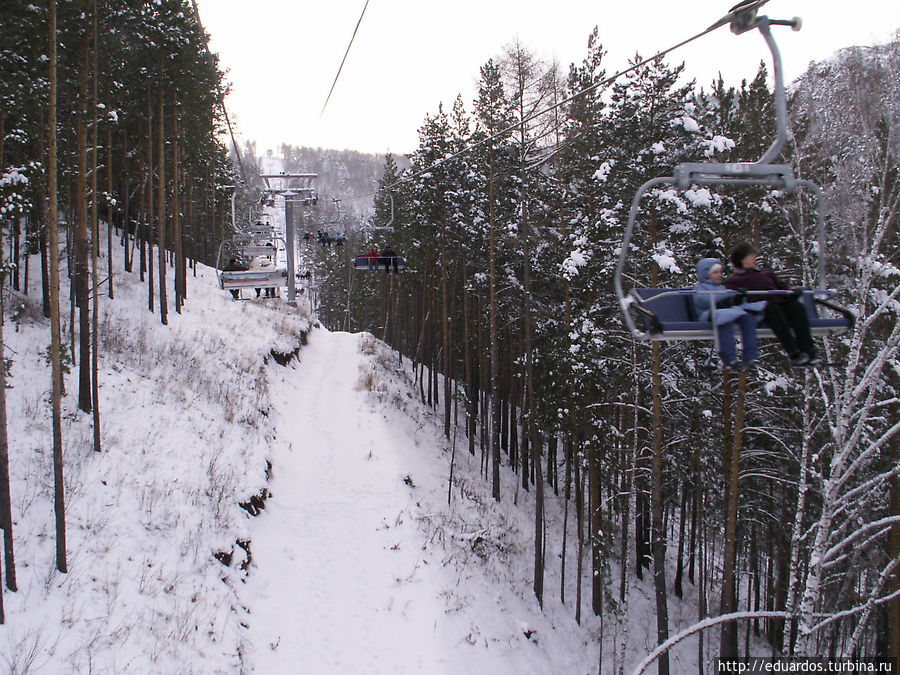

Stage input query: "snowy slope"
[
  {"left": 244, "top": 327, "right": 773, "bottom": 675},
  {"left": 0, "top": 230, "right": 725, "bottom": 673},
  {"left": 0, "top": 241, "right": 311, "bottom": 673},
  {"left": 241, "top": 330, "right": 597, "bottom": 674}
]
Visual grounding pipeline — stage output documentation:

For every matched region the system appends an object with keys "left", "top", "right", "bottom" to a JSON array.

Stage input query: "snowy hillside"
[
  {"left": 0, "top": 242, "right": 311, "bottom": 672},
  {"left": 0, "top": 232, "right": 723, "bottom": 673}
]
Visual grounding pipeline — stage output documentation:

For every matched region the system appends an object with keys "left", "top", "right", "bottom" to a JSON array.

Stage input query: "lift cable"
[
  {"left": 340, "top": 9, "right": 744, "bottom": 203},
  {"left": 319, "top": 0, "right": 372, "bottom": 120}
]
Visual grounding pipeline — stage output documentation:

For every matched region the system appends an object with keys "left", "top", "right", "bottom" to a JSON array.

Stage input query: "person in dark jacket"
[
  {"left": 724, "top": 243, "right": 822, "bottom": 367},
  {"left": 380, "top": 245, "right": 399, "bottom": 273}
]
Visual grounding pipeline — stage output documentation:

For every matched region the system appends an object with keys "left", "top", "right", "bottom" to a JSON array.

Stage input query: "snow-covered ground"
[
  {"left": 0, "top": 243, "right": 311, "bottom": 673},
  {"left": 0, "top": 231, "right": 726, "bottom": 673},
  {"left": 241, "top": 330, "right": 595, "bottom": 674}
]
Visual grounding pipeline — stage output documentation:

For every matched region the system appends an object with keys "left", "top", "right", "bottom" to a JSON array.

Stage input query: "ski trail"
[{"left": 243, "top": 330, "right": 451, "bottom": 674}]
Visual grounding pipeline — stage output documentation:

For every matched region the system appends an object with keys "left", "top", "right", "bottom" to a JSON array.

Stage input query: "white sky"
[{"left": 195, "top": 1, "right": 900, "bottom": 156}]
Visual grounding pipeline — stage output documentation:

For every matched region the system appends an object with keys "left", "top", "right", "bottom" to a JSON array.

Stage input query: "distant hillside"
[
  {"left": 789, "top": 40, "right": 899, "bottom": 240},
  {"left": 273, "top": 145, "right": 409, "bottom": 219}
]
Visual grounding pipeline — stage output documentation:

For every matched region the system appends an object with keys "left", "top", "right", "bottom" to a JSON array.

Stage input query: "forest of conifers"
[
  {"left": 310, "top": 33, "right": 900, "bottom": 667},
  {"left": 2, "top": 0, "right": 900, "bottom": 669},
  {"left": 0, "top": 0, "right": 238, "bottom": 614}
]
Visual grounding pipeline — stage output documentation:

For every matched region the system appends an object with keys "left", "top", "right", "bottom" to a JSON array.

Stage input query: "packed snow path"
[{"left": 243, "top": 330, "right": 452, "bottom": 673}]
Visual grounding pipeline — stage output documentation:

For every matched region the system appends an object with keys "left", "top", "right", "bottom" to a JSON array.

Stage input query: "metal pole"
[
  {"left": 614, "top": 176, "right": 677, "bottom": 339},
  {"left": 285, "top": 197, "right": 296, "bottom": 305},
  {"left": 756, "top": 17, "right": 791, "bottom": 165}
]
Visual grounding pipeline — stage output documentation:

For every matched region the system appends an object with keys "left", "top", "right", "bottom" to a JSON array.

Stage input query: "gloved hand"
[
  {"left": 792, "top": 288, "right": 804, "bottom": 298},
  {"left": 735, "top": 289, "right": 748, "bottom": 305}
]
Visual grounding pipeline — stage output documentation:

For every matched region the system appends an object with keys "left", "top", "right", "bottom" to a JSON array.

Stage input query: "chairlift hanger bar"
[
  {"left": 260, "top": 173, "right": 318, "bottom": 191},
  {"left": 263, "top": 187, "right": 317, "bottom": 195}
]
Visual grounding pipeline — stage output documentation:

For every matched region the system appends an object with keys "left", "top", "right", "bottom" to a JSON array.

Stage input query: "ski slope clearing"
[{"left": 242, "top": 329, "right": 595, "bottom": 673}]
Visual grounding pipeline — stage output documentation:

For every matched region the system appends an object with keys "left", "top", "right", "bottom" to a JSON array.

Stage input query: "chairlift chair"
[
  {"left": 613, "top": 5, "right": 854, "bottom": 345},
  {"left": 215, "top": 235, "right": 289, "bottom": 295},
  {"left": 352, "top": 255, "right": 406, "bottom": 271}
]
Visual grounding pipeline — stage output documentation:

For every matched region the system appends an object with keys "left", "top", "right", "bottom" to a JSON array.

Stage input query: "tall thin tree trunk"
[
  {"left": 0, "top": 250, "right": 17, "bottom": 593},
  {"left": 123, "top": 130, "right": 134, "bottom": 274},
  {"left": 75, "top": 10, "right": 92, "bottom": 413},
  {"left": 590, "top": 433, "right": 603, "bottom": 616},
  {"left": 785, "top": 373, "right": 815, "bottom": 652},
  {"left": 48, "top": 0, "right": 68, "bottom": 574},
  {"left": 157, "top": 88, "right": 167, "bottom": 325},
  {"left": 674, "top": 482, "right": 688, "bottom": 599},
  {"left": 90, "top": 0, "right": 101, "bottom": 452},
  {"left": 561, "top": 426, "right": 572, "bottom": 605},
  {"left": 441, "top": 217, "right": 451, "bottom": 439},
  {"left": 39, "top": 111, "right": 51, "bottom": 318},
  {"left": 174, "top": 118, "right": 183, "bottom": 314},
  {"left": 650, "top": 341, "right": 670, "bottom": 675},
  {"left": 146, "top": 94, "right": 153, "bottom": 309},
  {"left": 534, "top": 429, "right": 545, "bottom": 607},
  {"left": 889, "top": 402, "right": 900, "bottom": 663},
  {"left": 11, "top": 220, "right": 20, "bottom": 293},
  {"left": 106, "top": 125, "right": 114, "bottom": 298},
  {"left": 488, "top": 154, "right": 501, "bottom": 501},
  {"left": 575, "top": 441, "right": 585, "bottom": 624},
  {"left": 720, "top": 368, "right": 746, "bottom": 658}
]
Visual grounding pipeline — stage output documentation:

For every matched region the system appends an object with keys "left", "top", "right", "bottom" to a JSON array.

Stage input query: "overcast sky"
[{"left": 195, "top": 1, "right": 899, "bottom": 156}]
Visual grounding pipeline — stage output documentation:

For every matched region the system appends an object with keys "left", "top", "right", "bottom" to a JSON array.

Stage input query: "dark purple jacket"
[{"left": 724, "top": 267, "right": 792, "bottom": 303}]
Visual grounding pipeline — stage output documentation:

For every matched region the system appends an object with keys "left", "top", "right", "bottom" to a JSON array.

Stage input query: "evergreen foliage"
[{"left": 316, "top": 33, "right": 900, "bottom": 665}]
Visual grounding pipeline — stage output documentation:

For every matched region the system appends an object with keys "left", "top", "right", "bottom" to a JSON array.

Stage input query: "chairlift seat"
[
  {"left": 673, "top": 162, "right": 796, "bottom": 191},
  {"left": 631, "top": 288, "right": 852, "bottom": 342},
  {"left": 352, "top": 256, "right": 406, "bottom": 271},
  {"left": 219, "top": 269, "right": 287, "bottom": 290},
  {"left": 241, "top": 244, "right": 277, "bottom": 258},
  {"left": 248, "top": 225, "right": 275, "bottom": 238}
]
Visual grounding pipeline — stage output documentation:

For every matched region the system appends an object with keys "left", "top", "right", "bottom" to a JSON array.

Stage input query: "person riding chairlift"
[
  {"left": 724, "top": 243, "right": 823, "bottom": 368},
  {"left": 381, "top": 245, "right": 399, "bottom": 273},
  {"left": 693, "top": 258, "right": 766, "bottom": 369},
  {"left": 362, "top": 246, "right": 379, "bottom": 268}
]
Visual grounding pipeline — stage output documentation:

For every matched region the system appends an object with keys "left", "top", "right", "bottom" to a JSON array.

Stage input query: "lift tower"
[{"left": 260, "top": 173, "right": 318, "bottom": 305}]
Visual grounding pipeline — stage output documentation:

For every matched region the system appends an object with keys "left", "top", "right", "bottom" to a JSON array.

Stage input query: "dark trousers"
[{"left": 764, "top": 300, "right": 814, "bottom": 356}]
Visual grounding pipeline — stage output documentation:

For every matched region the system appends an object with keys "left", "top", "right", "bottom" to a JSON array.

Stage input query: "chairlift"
[
  {"left": 215, "top": 230, "right": 288, "bottom": 297},
  {"left": 352, "top": 254, "right": 406, "bottom": 272},
  {"left": 613, "top": 3, "right": 855, "bottom": 344}
]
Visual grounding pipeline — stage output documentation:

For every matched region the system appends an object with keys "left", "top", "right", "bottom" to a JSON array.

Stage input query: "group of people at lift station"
[
  {"left": 694, "top": 243, "right": 824, "bottom": 370},
  {"left": 360, "top": 245, "right": 401, "bottom": 273}
]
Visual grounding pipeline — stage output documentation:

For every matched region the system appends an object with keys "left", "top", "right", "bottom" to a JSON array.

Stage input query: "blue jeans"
[{"left": 717, "top": 312, "right": 760, "bottom": 363}]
